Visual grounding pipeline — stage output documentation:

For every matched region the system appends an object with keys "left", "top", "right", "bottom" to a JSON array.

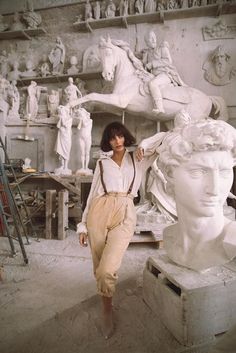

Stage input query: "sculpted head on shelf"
[{"left": 157, "top": 114, "right": 236, "bottom": 271}]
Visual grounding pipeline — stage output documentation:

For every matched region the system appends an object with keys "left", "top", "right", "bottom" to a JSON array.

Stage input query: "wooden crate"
[{"left": 143, "top": 250, "right": 236, "bottom": 347}]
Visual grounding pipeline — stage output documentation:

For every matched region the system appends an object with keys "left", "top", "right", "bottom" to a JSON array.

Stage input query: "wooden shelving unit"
[
  {"left": 0, "top": 27, "right": 47, "bottom": 40},
  {"left": 73, "top": 3, "right": 236, "bottom": 32}
]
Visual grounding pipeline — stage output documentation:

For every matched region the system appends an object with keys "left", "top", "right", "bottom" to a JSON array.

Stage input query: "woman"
[{"left": 77, "top": 121, "right": 164, "bottom": 339}]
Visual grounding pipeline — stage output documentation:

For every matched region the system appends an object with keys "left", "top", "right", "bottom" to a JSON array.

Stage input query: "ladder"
[{"left": 0, "top": 136, "right": 36, "bottom": 263}]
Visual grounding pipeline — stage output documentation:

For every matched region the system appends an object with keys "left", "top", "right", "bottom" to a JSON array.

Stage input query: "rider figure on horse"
[{"left": 141, "top": 30, "right": 186, "bottom": 115}]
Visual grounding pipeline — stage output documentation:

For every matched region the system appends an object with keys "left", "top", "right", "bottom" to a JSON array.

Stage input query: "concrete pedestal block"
[{"left": 143, "top": 250, "right": 236, "bottom": 347}]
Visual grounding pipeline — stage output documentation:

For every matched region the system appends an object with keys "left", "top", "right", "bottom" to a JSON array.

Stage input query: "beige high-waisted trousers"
[{"left": 87, "top": 192, "right": 136, "bottom": 297}]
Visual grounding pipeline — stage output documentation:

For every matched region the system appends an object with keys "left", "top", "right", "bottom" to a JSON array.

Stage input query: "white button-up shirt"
[{"left": 77, "top": 132, "right": 165, "bottom": 234}]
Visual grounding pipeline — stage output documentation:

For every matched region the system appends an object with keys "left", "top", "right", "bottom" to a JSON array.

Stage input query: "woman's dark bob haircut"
[{"left": 100, "top": 121, "right": 136, "bottom": 152}]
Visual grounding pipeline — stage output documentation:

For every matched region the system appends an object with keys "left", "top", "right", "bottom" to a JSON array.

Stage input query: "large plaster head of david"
[{"left": 157, "top": 114, "right": 236, "bottom": 271}]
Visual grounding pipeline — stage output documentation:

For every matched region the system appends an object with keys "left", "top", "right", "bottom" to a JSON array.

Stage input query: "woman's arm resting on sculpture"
[{"left": 79, "top": 232, "right": 88, "bottom": 247}]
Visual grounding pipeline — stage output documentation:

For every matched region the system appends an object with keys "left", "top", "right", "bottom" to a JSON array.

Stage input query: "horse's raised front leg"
[{"left": 69, "top": 92, "right": 128, "bottom": 109}]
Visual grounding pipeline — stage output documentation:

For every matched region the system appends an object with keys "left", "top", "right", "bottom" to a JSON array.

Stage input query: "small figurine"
[
  {"left": 48, "top": 37, "right": 66, "bottom": 75},
  {"left": 47, "top": 89, "right": 60, "bottom": 117},
  {"left": 93, "top": 1, "right": 101, "bottom": 20},
  {"left": 105, "top": 0, "right": 117, "bottom": 18},
  {"left": 38, "top": 54, "right": 51, "bottom": 77},
  {"left": 84, "top": 0, "right": 93, "bottom": 21},
  {"left": 8, "top": 80, "right": 20, "bottom": 119},
  {"left": 0, "top": 50, "right": 9, "bottom": 78},
  {"left": 64, "top": 77, "right": 82, "bottom": 105},
  {"left": 135, "top": 0, "right": 144, "bottom": 14},
  {"left": 21, "top": 59, "right": 37, "bottom": 78},
  {"left": 25, "top": 80, "right": 47, "bottom": 120},
  {"left": 67, "top": 56, "right": 80, "bottom": 75}
]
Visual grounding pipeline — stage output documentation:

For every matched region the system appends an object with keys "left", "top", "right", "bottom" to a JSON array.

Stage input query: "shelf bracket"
[
  {"left": 159, "top": 11, "right": 164, "bottom": 24},
  {"left": 85, "top": 21, "right": 93, "bottom": 33},
  {"left": 122, "top": 16, "right": 128, "bottom": 29}
]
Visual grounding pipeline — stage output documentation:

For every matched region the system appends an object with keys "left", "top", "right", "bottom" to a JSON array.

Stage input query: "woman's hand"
[
  {"left": 79, "top": 232, "right": 88, "bottom": 247},
  {"left": 135, "top": 147, "right": 144, "bottom": 162}
]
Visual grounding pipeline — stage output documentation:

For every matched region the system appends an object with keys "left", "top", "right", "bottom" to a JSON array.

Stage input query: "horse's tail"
[{"left": 209, "top": 95, "right": 228, "bottom": 121}]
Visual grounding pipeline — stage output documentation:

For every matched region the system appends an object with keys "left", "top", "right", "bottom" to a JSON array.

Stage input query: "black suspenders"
[{"left": 99, "top": 151, "right": 136, "bottom": 195}]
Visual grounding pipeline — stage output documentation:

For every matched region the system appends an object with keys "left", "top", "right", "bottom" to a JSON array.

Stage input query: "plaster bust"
[{"left": 157, "top": 116, "right": 236, "bottom": 271}]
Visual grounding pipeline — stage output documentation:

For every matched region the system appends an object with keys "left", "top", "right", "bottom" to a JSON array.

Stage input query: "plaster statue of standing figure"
[
  {"left": 75, "top": 107, "right": 93, "bottom": 175},
  {"left": 93, "top": 1, "right": 101, "bottom": 20},
  {"left": 155, "top": 117, "right": 236, "bottom": 271},
  {"left": 48, "top": 37, "right": 66, "bottom": 75},
  {"left": 25, "top": 80, "right": 47, "bottom": 120},
  {"left": 118, "top": 0, "right": 129, "bottom": 16},
  {"left": 105, "top": 0, "right": 116, "bottom": 18},
  {"left": 84, "top": 0, "right": 93, "bottom": 20},
  {"left": 135, "top": 0, "right": 144, "bottom": 13},
  {"left": 22, "top": 0, "right": 42, "bottom": 29},
  {"left": 54, "top": 105, "right": 73, "bottom": 176},
  {"left": 8, "top": 80, "right": 20, "bottom": 119},
  {"left": 141, "top": 30, "right": 186, "bottom": 114},
  {"left": 64, "top": 77, "right": 82, "bottom": 106},
  {"left": 144, "top": 0, "right": 156, "bottom": 12}
]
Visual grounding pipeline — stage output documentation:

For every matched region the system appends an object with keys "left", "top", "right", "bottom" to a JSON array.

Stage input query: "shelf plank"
[
  {"left": 0, "top": 27, "right": 47, "bottom": 40},
  {"left": 17, "top": 71, "right": 102, "bottom": 86}
]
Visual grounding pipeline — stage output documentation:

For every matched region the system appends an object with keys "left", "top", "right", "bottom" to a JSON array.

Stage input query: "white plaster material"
[
  {"left": 84, "top": 0, "right": 93, "bottom": 21},
  {"left": 8, "top": 80, "right": 20, "bottom": 119},
  {"left": 21, "top": 59, "right": 37, "bottom": 78},
  {"left": 54, "top": 105, "right": 73, "bottom": 175},
  {"left": 0, "top": 50, "right": 9, "bottom": 78},
  {"left": 135, "top": 0, "right": 144, "bottom": 14},
  {"left": 202, "top": 19, "right": 236, "bottom": 41},
  {"left": 38, "top": 54, "right": 51, "bottom": 77},
  {"left": 93, "top": 1, "right": 101, "bottom": 20},
  {"left": 155, "top": 117, "right": 236, "bottom": 271},
  {"left": 67, "top": 56, "right": 80, "bottom": 75},
  {"left": 64, "top": 77, "right": 82, "bottom": 105},
  {"left": 144, "top": 0, "right": 156, "bottom": 13},
  {"left": 203, "top": 45, "right": 236, "bottom": 86},
  {"left": 25, "top": 81, "right": 47, "bottom": 120},
  {"left": 70, "top": 36, "right": 228, "bottom": 123},
  {"left": 48, "top": 37, "right": 66, "bottom": 75},
  {"left": 82, "top": 44, "right": 101, "bottom": 73},
  {"left": 47, "top": 89, "right": 60, "bottom": 117},
  {"left": 105, "top": 0, "right": 116, "bottom": 18},
  {"left": 75, "top": 107, "right": 93, "bottom": 175}
]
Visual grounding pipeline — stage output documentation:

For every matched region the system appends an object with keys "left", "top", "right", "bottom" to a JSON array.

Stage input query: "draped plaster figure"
[
  {"left": 84, "top": 0, "right": 93, "bottom": 20},
  {"left": 155, "top": 117, "right": 236, "bottom": 271},
  {"left": 105, "top": 0, "right": 116, "bottom": 18},
  {"left": 22, "top": 0, "right": 42, "bottom": 29},
  {"left": 0, "top": 14, "right": 9, "bottom": 32},
  {"left": 8, "top": 80, "right": 20, "bottom": 119},
  {"left": 21, "top": 59, "right": 37, "bottom": 78},
  {"left": 75, "top": 107, "right": 93, "bottom": 175},
  {"left": 100, "top": 0, "right": 107, "bottom": 18},
  {"left": 135, "top": 0, "right": 144, "bottom": 13},
  {"left": 47, "top": 90, "right": 60, "bottom": 117},
  {"left": 10, "top": 12, "right": 25, "bottom": 31},
  {"left": 129, "top": 0, "right": 136, "bottom": 14},
  {"left": 38, "top": 54, "right": 51, "bottom": 77},
  {"left": 203, "top": 45, "right": 236, "bottom": 86},
  {"left": 7, "top": 60, "right": 22, "bottom": 81},
  {"left": 118, "top": 0, "right": 129, "bottom": 16},
  {"left": 0, "top": 50, "right": 9, "bottom": 78},
  {"left": 48, "top": 37, "right": 66, "bottom": 75},
  {"left": 142, "top": 30, "right": 186, "bottom": 114},
  {"left": 144, "top": 0, "right": 156, "bottom": 12},
  {"left": 64, "top": 77, "right": 82, "bottom": 106},
  {"left": 25, "top": 81, "right": 47, "bottom": 120},
  {"left": 67, "top": 56, "right": 80, "bottom": 75},
  {"left": 54, "top": 105, "right": 73, "bottom": 176},
  {"left": 93, "top": 1, "right": 101, "bottom": 20}
]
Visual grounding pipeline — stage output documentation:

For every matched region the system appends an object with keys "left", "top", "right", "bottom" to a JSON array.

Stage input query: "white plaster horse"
[{"left": 70, "top": 37, "right": 228, "bottom": 124}]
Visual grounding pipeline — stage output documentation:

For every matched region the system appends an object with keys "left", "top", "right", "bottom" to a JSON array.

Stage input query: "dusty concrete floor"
[{"left": 0, "top": 230, "right": 230, "bottom": 353}]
